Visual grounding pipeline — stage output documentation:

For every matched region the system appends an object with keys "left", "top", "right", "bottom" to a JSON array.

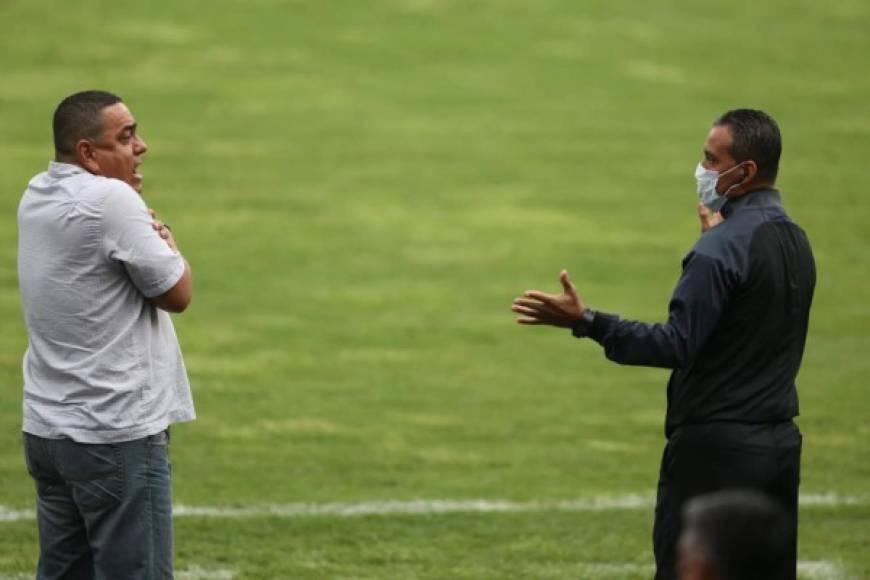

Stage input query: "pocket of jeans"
[
  {"left": 57, "top": 441, "right": 124, "bottom": 513},
  {"left": 23, "top": 433, "right": 44, "bottom": 479},
  {"left": 146, "top": 430, "right": 169, "bottom": 447}
]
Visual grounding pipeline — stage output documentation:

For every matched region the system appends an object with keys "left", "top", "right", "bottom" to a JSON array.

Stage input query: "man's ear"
[
  {"left": 725, "top": 160, "right": 758, "bottom": 198},
  {"left": 741, "top": 160, "right": 758, "bottom": 185},
  {"left": 74, "top": 139, "right": 101, "bottom": 174}
]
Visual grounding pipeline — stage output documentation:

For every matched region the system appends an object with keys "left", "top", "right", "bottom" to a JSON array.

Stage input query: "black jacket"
[{"left": 588, "top": 189, "right": 816, "bottom": 436}]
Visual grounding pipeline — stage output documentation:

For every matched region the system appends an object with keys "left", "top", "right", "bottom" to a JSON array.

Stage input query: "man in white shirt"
[{"left": 18, "top": 90, "right": 195, "bottom": 579}]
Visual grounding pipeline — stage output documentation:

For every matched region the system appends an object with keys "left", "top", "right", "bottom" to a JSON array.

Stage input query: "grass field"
[{"left": 1, "top": 0, "right": 869, "bottom": 578}]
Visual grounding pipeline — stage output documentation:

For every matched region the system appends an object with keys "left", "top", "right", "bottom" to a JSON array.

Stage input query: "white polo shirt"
[{"left": 18, "top": 162, "right": 195, "bottom": 443}]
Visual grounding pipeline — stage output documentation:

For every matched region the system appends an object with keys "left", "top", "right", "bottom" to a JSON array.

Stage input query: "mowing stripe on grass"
[
  {"left": 1, "top": 493, "right": 866, "bottom": 523},
  {"left": 568, "top": 561, "right": 843, "bottom": 579},
  {"left": 0, "top": 561, "right": 845, "bottom": 579},
  {"left": 0, "top": 567, "right": 235, "bottom": 580}
]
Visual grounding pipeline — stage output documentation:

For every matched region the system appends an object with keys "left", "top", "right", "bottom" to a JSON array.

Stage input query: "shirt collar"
[
  {"left": 47, "top": 161, "right": 88, "bottom": 179},
  {"left": 721, "top": 188, "right": 782, "bottom": 219}
]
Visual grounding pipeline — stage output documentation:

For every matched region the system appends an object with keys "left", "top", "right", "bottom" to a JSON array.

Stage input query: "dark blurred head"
[
  {"left": 53, "top": 90, "right": 148, "bottom": 192},
  {"left": 678, "top": 490, "right": 789, "bottom": 580},
  {"left": 713, "top": 109, "right": 782, "bottom": 184}
]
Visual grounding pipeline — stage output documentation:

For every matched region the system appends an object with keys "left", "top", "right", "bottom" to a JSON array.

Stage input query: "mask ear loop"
[{"left": 722, "top": 162, "right": 748, "bottom": 198}]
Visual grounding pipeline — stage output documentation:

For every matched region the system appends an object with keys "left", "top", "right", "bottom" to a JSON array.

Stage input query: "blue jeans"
[{"left": 23, "top": 431, "right": 173, "bottom": 580}]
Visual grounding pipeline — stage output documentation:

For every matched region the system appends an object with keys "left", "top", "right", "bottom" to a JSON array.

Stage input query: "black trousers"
[{"left": 653, "top": 420, "right": 801, "bottom": 580}]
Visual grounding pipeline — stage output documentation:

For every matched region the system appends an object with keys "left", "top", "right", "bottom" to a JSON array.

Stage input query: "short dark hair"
[
  {"left": 682, "top": 489, "right": 789, "bottom": 580},
  {"left": 714, "top": 109, "right": 782, "bottom": 182},
  {"left": 53, "top": 90, "right": 123, "bottom": 156}
]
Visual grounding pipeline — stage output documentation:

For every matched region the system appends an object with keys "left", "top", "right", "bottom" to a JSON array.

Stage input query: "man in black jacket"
[{"left": 511, "top": 109, "right": 815, "bottom": 580}]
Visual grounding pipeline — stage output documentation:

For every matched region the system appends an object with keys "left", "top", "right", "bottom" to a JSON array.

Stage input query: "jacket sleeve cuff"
[{"left": 588, "top": 311, "right": 620, "bottom": 343}]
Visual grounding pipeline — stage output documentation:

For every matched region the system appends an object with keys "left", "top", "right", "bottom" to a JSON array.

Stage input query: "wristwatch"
[{"left": 571, "top": 308, "right": 597, "bottom": 338}]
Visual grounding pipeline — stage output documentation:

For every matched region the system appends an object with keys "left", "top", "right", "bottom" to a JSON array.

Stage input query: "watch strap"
[{"left": 571, "top": 308, "right": 597, "bottom": 338}]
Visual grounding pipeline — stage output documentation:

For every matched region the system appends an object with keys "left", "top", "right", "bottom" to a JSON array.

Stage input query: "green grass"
[{"left": 1, "top": 0, "right": 869, "bottom": 577}]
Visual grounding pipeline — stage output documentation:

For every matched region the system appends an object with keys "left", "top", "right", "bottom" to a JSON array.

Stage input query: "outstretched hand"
[
  {"left": 511, "top": 270, "right": 586, "bottom": 328},
  {"left": 698, "top": 202, "right": 724, "bottom": 233}
]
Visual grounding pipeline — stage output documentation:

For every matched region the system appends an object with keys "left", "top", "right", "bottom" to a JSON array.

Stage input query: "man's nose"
[{"left": 135, "top": 135, "right": 148, "bottom": 155}]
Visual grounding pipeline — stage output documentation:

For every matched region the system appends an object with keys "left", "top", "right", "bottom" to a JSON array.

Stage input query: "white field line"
[
  {"left": 797, "top": 560, "right": 847, "bottom": 580},
  {"left": 0, "top": 507, "right": 34, "bottom": 523},
  {"left": 1, "top": 493, "right": 866, "bottom": 523},
  {"left": 573, "top": 562, "right": 653, "bottom": 577},
  {"left": 173, "top": 494, "right": 654, "bottom": 518},
  {"left": 176, "top": 566, "right": 236, "bottom": 579}
]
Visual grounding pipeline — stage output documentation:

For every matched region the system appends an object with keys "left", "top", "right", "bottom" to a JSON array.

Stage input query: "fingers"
[
  {"left": 513, "top": 269, "right": 581, "bottom": 327},
  {"left": 526, "top": 270, "right": 576, "bottom": 302},
  {"left": 524, "top": 290, "right": 558, "bottom": 304},
  {"left": 698, "top": 202, "right": 712, "bottom": 229},
  {"left": 150, "top": 209, "right": 172, "bottom": 234},
  {"left": 698, "top": 202, "right": 723, "bottom": 232},
  {"left": 511, "top": 304, "right": 541, "bottom": 317},
  {"left": 516, "top": 317, "right": 545, "bottom": 325},
  {"left": 511, "top": 297, "right": 562, "bottom": 327},
  {"left": 512, "top": 297, "right": 546, "bottom": 308},
  {"left": 514, "top": 296, "right": 560, "bottom": 318},
  {"left": 511, "top": 299, "right": 547, "bottom": 316},
  {"left": 560, "top": 269, "right": 576, "bottom": 295},
  {"left": 151, "top": 220, "right": 172, "bottom": 240}
]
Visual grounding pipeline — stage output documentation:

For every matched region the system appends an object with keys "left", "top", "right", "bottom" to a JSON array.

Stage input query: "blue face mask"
[{"left": 695, "top": 162, "right": 744, "bottom": 213}]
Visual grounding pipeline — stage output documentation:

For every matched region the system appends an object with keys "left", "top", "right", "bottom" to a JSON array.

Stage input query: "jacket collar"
[{"left": 721, "top": 188, "right": 782, "bottom": 219}]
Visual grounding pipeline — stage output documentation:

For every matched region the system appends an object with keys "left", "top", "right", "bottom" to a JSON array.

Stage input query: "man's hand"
[
  {"left": 149, "top": 209, "right": 179, "bottom": 253},
  {"left": 698, "top": 202, "right": 724, "bottom": 233},
  {"left": 146, "top": 208, "right": 192, "bottom": 313},
  {"left": 511, "top": 270, "right": 586, "bottom": 328}
]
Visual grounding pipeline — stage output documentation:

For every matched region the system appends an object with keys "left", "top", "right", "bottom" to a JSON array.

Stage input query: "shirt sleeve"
[
  {"left": 587, "top": 250, "right": 735, "bottom": 369},
  {"left": 100, "top": 182, "right": 185, "bottom": 298}
]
